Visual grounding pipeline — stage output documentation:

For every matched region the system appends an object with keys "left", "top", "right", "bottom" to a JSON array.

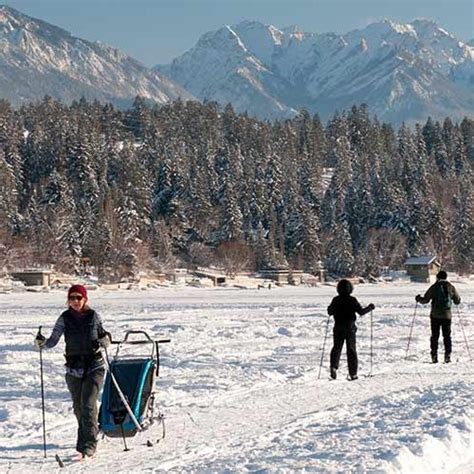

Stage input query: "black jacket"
[
  {"left": 328, "top": 295, "right": 372, "bottom": 327},
  {"left": 62, "top": 309, "right": 106, "bottom": 371}
]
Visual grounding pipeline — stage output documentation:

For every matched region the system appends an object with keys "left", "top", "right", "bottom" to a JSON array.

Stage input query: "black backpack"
[{"left": 433, "top": 281, "right": 452, "bottom": 311}]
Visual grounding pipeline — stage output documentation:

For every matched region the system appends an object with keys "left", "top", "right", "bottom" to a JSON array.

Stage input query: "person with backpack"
[
  {"left": 34, "top": 284, "right": 111, "bottom": 459},
  {"left": 415, "top": 270, "right": 461, "bottom": 363},
  {"left": 328, "top": 279, "right": 375, "bottom": 380}
]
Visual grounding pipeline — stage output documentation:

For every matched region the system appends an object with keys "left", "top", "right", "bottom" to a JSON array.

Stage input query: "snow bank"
[{"left": 389, "top": 416, "right": 473, "bottom": 473}]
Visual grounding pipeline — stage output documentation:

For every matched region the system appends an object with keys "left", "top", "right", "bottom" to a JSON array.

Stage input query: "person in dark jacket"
[
  {"left": 328, "top": 279, "right": 375, "bottom": 380},
  {"left": 34, "top": 284, "right": 111, "bottom": 459},
  {"left": 415, "top": 270, "right": 461, "bottom": 363}
]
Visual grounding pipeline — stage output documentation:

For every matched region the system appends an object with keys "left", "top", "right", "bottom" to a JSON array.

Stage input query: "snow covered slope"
[
  {"left": 0, "top": 5, "right": 192, "bottom": 107},
  {"left": 158, "top": 19, "right": 474, "bottom": 124},
  {"left": 0, "top": 283, "right": 472, "bottom": 472},
  {"left": 158, "top": 23, "right": 303, "bottom": 120}
]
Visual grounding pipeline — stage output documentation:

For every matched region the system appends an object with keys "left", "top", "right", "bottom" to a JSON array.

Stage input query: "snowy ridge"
[
  {"left": 389, "top": 414, "right": 473, "bottom": 473},
  {"left": 0, "top": 5, "right": 193, "bottom": 107},
  {"left": 1, "top": 5, "right": 471, "bottom": 122},
  {"left": 0, "top": 282, "right": 473, "bottom": 471},
  {"left": 157, "top": 19, "right": 474, "bottom": 124}
]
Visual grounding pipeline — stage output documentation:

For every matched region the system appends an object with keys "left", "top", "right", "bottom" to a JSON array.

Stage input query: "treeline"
[{"left": 0, "top": 97, "right": 473, "bottom": 280}]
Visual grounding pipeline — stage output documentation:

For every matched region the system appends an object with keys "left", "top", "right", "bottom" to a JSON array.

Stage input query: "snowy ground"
[{"left": 0, "top": 282, "right": 473, "bottom": 473}]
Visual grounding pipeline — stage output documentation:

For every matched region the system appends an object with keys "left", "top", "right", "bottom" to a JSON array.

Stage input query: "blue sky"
[{"left": 4, "top": 0, "right": 474, "bottom": 66}]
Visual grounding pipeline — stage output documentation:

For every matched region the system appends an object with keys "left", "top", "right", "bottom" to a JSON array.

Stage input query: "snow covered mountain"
[
  {"left": 0, "top": 5, "right": 192, "bottom": 107},
  {"left": 157, "top": 20, "right": 474, "bottom": 124},
  {"left": 1, "top": 6, "right": 471, "bottom": 124}
]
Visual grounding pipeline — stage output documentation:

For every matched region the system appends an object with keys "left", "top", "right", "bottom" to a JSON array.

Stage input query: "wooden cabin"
[
  {"left": 167, "top": 268, "right": 188, "bottom": 284},
  {"left": 404, "top": 256, "right": 440, "bottom": 283},
  {"left": 259, "top": 268, "right": 303, "bottom": 285},
  {"left": 11, "top": 270, "right": 52, "bottom": 287},
  {"left": 193, "top": 269, "right": 226, "bottom": 286}
]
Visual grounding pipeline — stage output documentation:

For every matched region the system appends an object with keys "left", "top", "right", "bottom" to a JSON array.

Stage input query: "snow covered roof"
[{"left": 404, "top": 256, "right": 438, "bottom": 265}]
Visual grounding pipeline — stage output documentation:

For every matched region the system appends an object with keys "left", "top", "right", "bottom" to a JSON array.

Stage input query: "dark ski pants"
[
  {"left": 330, "top": 325, "right": 358, "bottom": 377},
  {"left": 66, "top": 368, "right": 105, "bottom": 455},
  {"left": 430, "top": 318, "right": 452, "bottom": 357}
]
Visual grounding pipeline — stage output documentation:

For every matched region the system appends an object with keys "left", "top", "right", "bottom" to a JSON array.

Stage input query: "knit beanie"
[
  {"left": 68, "top": 284, "right": 88, "bottom": 300},
  {"left": 337, "top": 279, "right": 354, "bottom": 296}
]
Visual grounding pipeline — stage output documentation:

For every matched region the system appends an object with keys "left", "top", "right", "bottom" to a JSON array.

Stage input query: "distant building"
[
  {"left": 193, "top": 269, "right": 226, "bottom": 286},
  {"left": 167, "top": 268, "right": 188, "bottom": 284},
  {"left": 404, "top": 256, "right": 440, "bottom": 283},
  {"left": 259, "top": 268, "right": 303, "bottom": 285},
  {"left": 11, "top": 270, "right": 52, "bottom": 287}
]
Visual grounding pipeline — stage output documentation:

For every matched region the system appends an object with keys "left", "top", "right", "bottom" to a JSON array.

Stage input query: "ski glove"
[
  {"left": 368, "top": 303, "right": 375, "bottom": 311},
  {"left": 34, "top": 334, "right": 46, "bottom": 349},
  {"left": 415, "top": 294, "right": 422, "bottom": 303}
]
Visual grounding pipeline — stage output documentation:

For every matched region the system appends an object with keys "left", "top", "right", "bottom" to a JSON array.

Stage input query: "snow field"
[{"left": 0, "top": 283, "right": 472, "bottom": 472}]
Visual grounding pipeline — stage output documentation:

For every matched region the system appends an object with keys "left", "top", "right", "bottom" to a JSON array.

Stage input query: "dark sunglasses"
[{"left": 69, "top": 295, "right": 83, "bottom": 301}]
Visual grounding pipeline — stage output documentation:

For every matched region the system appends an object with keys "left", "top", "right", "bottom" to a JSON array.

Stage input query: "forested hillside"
[{"left": 0, "top": 97, "right": 472, "bottom": 280}]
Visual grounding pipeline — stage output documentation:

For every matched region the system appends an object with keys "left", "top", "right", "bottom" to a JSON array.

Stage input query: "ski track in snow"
[{"left": 0, "top": 283, "right": 472, "bottom": 473}]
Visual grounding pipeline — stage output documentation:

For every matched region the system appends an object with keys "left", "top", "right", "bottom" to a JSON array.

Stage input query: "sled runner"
[{"left": 99, "top": 330, "right": 170, "bottom": 447}]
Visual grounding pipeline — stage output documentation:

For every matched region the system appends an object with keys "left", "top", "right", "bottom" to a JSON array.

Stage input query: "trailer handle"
[{"left": 155, "top": 339, "right": 171, "bottom": 376}]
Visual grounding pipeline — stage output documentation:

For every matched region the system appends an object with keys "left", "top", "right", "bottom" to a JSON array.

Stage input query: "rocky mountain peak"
[
  {"left": 0, "top": 5, "right": 192, "bottom": 107},
  {"left": 0, "top": 5, "right": 71, "bottom": 42},
  {"left": 158, "top": 19, "right": 474, "bottom": 124}
]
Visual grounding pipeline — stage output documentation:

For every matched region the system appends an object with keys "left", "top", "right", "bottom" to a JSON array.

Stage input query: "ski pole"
[
  {"left": 457, "top": 306, "right": 472, "bottom": 362},
  {"left": 318, "top": 313, "right": 331, "bottom": 380},
  {"left": 369, "top": 310, "right": 374, "bottom": 377},
  {"left": 405, "top": 303, "right": 418, "bottom": 360},
  {"left": 37, "top": 326, "right": 47, "bottom": 458}
]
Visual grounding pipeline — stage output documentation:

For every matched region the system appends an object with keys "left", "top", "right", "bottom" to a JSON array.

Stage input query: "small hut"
[
  {"left": 167, "top": 268, "right": 188, "bottom": 284},
  {"left": 404, "top": 256, "right": 440, "bottom": 283},
  {"left": 11, "top": 269, "right": 52, "bottom": 287},
  {"left": 193, "top": 269, "right": 226, "bottom": 286},
  {"left": 259, "top": 268, "right": 303, "bottom": 285}
]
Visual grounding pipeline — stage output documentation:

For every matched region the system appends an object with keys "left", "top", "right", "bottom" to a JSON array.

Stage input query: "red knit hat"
[{"left": 68, "top": 284, "right": 88, "bottom": 300}]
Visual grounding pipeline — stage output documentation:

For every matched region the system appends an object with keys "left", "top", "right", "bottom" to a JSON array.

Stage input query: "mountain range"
[
  {"left": 157, "top": 19, "right": 474, "bottom": 124},
  {"left": 0, "top": 5, "right": 192, "bottom": 107},
  {"left": 0, "top": 5, "right": 473, "bottom": 124}
]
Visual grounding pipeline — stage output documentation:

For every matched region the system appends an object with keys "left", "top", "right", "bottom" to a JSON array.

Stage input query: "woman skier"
[{"left": 34, "top": 284, "right": 111, "bottom": 459}]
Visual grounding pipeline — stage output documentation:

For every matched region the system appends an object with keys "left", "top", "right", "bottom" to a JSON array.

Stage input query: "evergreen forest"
[{"left": 0, "top": 97, "right": 473, "bottom": 280}]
